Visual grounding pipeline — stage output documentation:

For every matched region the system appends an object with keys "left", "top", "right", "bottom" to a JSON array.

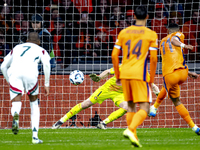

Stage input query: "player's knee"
[
  {"left": 119, "top": 101, "right": 128, "bottom": 111},
  {"left": 141, "top": 107, "right": 149, "bottom": 114},
  {"left": 29, "top": 95, "right": 38, "bottom": 102},
  {"left": 171, "top": 97, "right": 181, "bottom": 106},
  {"left": 127, "top": 101, "right": 136, "bottom": 112},
  {"left": 81, "top": 99, "right": 94, "bottom": 109},
  {"left": 139, "top": 102, "right": 150, "bottom": 113}
]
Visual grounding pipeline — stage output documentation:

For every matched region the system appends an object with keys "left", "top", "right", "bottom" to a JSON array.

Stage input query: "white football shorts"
[{"left": 9, "top": 73, "right": 39, "bottom": 100}]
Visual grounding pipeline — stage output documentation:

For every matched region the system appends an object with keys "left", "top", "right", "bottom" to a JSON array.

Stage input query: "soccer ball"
[{"left": 69, "top": 70, "right": 84, "bottom": 85}]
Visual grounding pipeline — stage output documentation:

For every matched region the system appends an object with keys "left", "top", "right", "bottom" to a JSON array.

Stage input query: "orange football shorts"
[
  {"left": 121, "top": 79, "right": 152, "bottom": 103},
  {"left": 163, "top": 68, "right": 188, "bottom": 98}
]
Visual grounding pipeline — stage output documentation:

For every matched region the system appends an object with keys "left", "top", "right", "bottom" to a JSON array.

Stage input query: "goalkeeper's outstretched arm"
[
  {"left": 99, "top": 69, "right": 111, "bottom": 79},
  {"left": 89, "top": 69, "right": 111, "bottom": 82}
]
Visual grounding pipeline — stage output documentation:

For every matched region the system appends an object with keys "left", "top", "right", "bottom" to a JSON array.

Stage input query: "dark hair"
[
  {"left": 27, "top": 32, "right": 40, "bottom": 41},
  {"left": 168, "top": 23, "right": 179, "bottom": 29},
  {"left": 82, "top": 11, "right": 88, "bottom": 14},
  {"left": 31, "top": 14, "right": 43, "bottom": 22},
  {"left": 135, "top": 6, "right": 147, "bottom": 20}
]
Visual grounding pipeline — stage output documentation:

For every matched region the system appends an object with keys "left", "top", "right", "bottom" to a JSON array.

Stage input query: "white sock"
[
  {"left": 151, "top": 105, "right": 157, "bottom": 110},
  {"left": 30, "top": 99, "right": 40, "bottom": 139},
  {"left": 103, "top": 119, "right": 109, "bottom": 124},
  {"left": 11, "top": 102, "right": 22, "bottom": 116},
  {"left": 192, "top": 125, "right": 198, "bottom": 131},
  {"left": 60, "top": 118, "right": 64, "bottom": 123}
]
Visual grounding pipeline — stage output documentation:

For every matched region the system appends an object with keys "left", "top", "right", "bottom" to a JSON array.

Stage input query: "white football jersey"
[
  {"left": 8, "top": 42, "right": 50, "bottom": 76},
  {"left": 1, "top": 42, "right": 51, "bottom": 86}
]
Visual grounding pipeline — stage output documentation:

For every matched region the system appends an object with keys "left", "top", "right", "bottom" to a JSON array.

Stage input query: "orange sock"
[
  {"left": 154, "top": 87, "right": 167, "bottom": 109},
  {"left": 126, "top": 112, "right": 135, "bottom": 126},
  {"left": 129, "top": 109, "right": 147, "bottom": 132},
  {"left": 126, "top": 112, "right": 137, "bottom": 139},
  {"left": 176, "top": 104, "right": 195, "bottom": 128}
]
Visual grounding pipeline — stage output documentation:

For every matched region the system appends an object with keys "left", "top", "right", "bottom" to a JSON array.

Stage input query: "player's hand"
[
  {"left": 188, "top": 72, "right": 199, "bottom": 79},
  {"left": 151, "top": 83, "right": 160, "bottom": 96},
  {"left": 45, "top": 86, "right": 49, "bottom": 96},
  {"left": 184, "top": 45, "right": 193, "bottom": 50},
  {"left": 89, "top": 74, "right": 101, "bottom": 82},
  {"left": 116, "top": 79, "right": 122, "bottom": 86}
]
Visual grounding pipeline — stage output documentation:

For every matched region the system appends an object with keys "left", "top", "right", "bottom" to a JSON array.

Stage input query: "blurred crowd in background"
[{"left": 0, "top": 0, "right": 199, "bottom": 69}]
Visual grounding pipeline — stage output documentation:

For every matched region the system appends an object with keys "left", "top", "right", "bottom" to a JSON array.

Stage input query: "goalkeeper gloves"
[
  {"left": 89, "top": 74, "right": 101, "bottom": 82},
  {"left": 151, "top": 83, "right": 160, "bottom": 96}
]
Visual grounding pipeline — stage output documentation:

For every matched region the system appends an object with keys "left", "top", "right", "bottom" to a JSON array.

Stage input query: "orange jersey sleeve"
[
  {"left": 149, "top": 50, "right": 157, "bottom": 83},
  {"left": 113, "top": 25, "right": 158, "bottom": 82},
  {"left": 160, "top": 32, "right": 187, "bottom": 77}
]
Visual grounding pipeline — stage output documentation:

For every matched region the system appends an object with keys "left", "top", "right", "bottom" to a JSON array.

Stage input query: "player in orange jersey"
[
  {"left": 149, "top": 23, "right": 200, "bottom": 135},
  {"left": 111, "top": 6, "right": 158, "bottom": 147}
]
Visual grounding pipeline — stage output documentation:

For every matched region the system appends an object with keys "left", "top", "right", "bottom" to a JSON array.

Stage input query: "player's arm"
[
  {"left": 149, "top": 50, "right": 157, "bottom": 84},
  {"left": 171, "top": 36, "right": 193, "bottom": 50},
  {"left": 89, "top": 64, "right": 122, "bottom": 82},
  {"left": 149, "top": 32, "right": 158, "bottom": 85},
  {"left": 111, "top": 31, "right": 122, "bottom": 81},
  {"left": 188, "top": 71, "right": 199, "bottom": 79},
  {"left": 89, "top": 69, "right": 111, "bottom": 82},
  {"left": 111, "top": 47, "right": 121, "bottom": 80},
  {"left": 99, "top": 69, "right": 111, "bottom": 79},
  {"left": 41, "top": 50, "right": 51, "bottom": 96},
  {"left": 0, "top": 51, "right": 13, "bottom": 83}
]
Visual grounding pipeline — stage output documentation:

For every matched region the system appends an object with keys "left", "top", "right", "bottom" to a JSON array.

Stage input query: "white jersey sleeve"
[
  {"left": 41, "top": 50, "right": 51, "bottom": 87},
  {"left": 1, "top": 51, "right": 13, "bottom": 83}
]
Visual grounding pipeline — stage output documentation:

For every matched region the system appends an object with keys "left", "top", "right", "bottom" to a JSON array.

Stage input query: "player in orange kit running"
[
  {"left": 149, "top": 23, "right": 200, "bottom": 135},
  {"left": 112, "top": 6, "right": 158, "bottom": 147}
]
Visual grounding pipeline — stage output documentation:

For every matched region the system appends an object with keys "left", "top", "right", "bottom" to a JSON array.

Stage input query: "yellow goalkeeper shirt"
[
  {"left": 101, "top": 67, "right": 123, "bottom": 92},
  {"left": 102, "top": 66, "right": 150, "bottom": 93}
]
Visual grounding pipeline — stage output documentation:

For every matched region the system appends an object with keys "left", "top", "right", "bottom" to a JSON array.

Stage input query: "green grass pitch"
[{"left": 0, "top": 128, "right": 200, "bottom": 150}]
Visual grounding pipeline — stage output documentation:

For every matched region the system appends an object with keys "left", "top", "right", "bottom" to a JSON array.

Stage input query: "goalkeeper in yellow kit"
[{"left": 52, "top": 67, "right": 160, "bottom": 129}]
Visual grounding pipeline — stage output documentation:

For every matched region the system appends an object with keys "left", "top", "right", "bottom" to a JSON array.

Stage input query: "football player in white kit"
[{"left": 1, "top": 32, "right": 51, "bottom": 144}]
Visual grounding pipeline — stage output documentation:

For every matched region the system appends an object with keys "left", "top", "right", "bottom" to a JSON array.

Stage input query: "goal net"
[{"left": 0, "top": 0, "right": 200, "bottom": 129}]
